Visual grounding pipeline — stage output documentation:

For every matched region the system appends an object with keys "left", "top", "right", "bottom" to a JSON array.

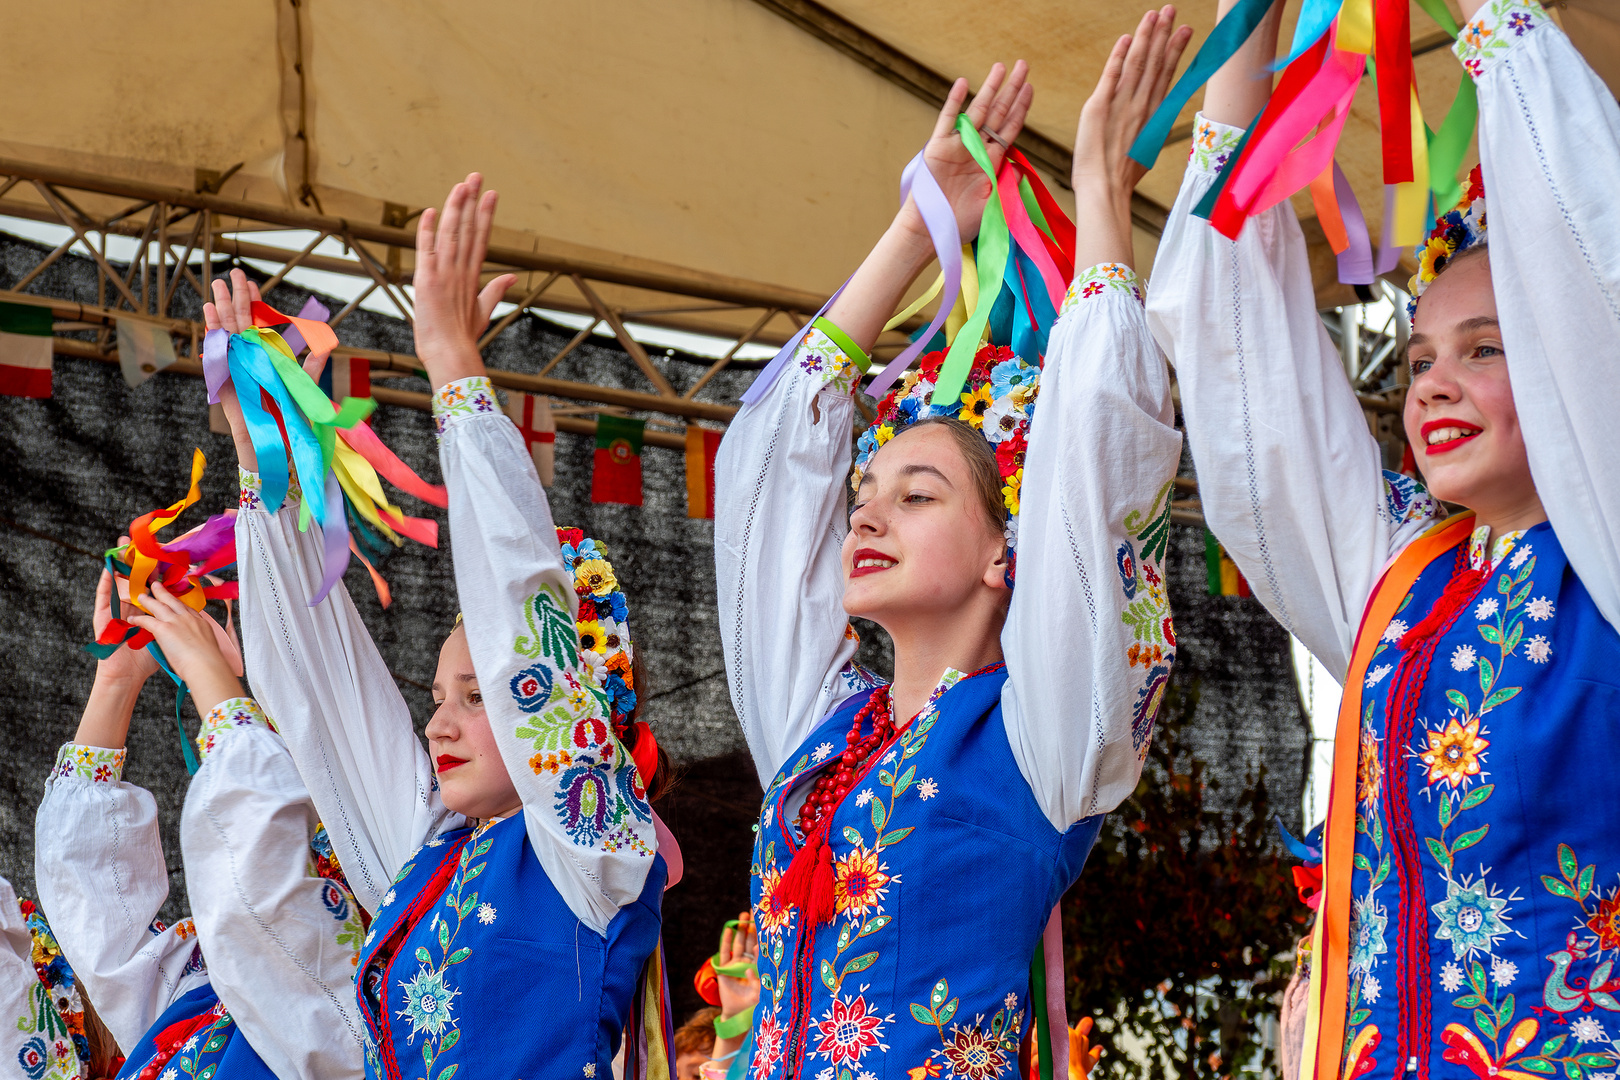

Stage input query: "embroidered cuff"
[
  {"left": 795, "top": 321, "right": 867, "bottom": 395},
  {"left": 1456, "top": 0, "right": 1549, "bottom": 78},
  {"left": 432, "top": 376, "right": 500, "bottom": 436},
  {"left": 196, "top": 697, "right": 274, "bottom": 759},
  {"left": 238, "top": 467, "right": 302, "bottom": 512},
  {"left": 51, "top": 744, "right": 127, "bottom": 784},
  {"left": 1187, "top": 114, "right": 1245, "bottom": 175},
  {"left": 1061, "top": 264, "right": 1145, "bottom": 315}
]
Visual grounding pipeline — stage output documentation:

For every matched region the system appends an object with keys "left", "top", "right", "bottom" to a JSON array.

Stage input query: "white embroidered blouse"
[
  {"left": 715, "top": 263, "right": 1185, "bottom": 829},
  {"left": 33, "top": 698, "right": 367, "bottom": 1079},
  {"left": 235, "top": 378, "right": 658, "bottom": 936},
  {"left": 1145, "top": 0, "right": 1620, "bottom": 677}
]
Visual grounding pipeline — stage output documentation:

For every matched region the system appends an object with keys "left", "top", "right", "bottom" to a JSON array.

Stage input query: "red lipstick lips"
[
  {"left": 1420, "top": 419, "right": 1483, "bottom": 456},
  {"left": 436, "top": 754, "right": 468, "bottom": 773},
  {"left": 850, "top": 547, "right": 898, "bottom": 578}
]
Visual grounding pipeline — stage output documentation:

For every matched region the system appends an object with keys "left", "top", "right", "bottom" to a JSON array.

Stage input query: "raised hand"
[
  {"left": 1071, "top": 6, "right": 1193, "bottom": 270},
  {"left": 901, "top": 61, "right": 1034, "bottom": 244},
  {"left": 125, "top": 581, "right": 245, "bottom": 718},
  {"left": 94, "top": 553, "right": 160, "bottom": 685},
  {"left": 1069, "top": 1015, "right": 1105, "bottom": 1080},
  {"left": 714, "top": 911, "right": 759, "bottom": 1017},
  {"left": 203, "top": 268, "right": 266, "bottom": 469},
  {"left": 412, "top": 174, "right": 518, "bottom": 389}
]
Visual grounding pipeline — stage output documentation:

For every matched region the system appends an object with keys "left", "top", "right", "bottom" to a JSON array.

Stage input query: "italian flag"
[
  {"left": 0, "top": 302, "right": 53, "bottom": 398},
  {"left": 592, "top": 415, "right": 644, "bottom": 505}
]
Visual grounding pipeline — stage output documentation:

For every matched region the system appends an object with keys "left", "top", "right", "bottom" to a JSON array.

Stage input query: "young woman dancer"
[
  {"left": 217, "top": 179, "right": 671, "bottom": 1079},
  {"left": 1148, "top": 1, "right": 1620, "bottom": 1078},
  {"left": 715, "top": 15, "right": 1190, "bottom": 1079},
  {"left": 34, "top": 571, "right": 368, "bottom": 1079}
]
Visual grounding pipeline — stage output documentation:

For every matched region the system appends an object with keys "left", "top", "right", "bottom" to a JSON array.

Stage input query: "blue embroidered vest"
[
  {"left": 355, "top": 814, "right": 665, "bottom": 1080},
  {"left": 1344, "top": 522, "right": 1620, "bottom": 1080},
  {"left": 749, "top": 668, "right": 1102, "bottom": 1080},
  {"left": 114, "top": 984, "right": 276, "bottom": 1080}
]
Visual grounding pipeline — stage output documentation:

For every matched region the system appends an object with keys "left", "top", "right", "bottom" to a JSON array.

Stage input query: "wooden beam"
[{"left": 746, "top": 0, "right": 1171, "bottom": 234}]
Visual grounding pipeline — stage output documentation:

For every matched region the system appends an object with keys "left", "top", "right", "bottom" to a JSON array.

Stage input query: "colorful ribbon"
[{"left": 83, "top": 450, "right": 241, "bottom": 773}]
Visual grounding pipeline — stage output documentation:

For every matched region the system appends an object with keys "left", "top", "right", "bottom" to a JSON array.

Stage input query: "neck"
[
  {"left": 1471, "top": 490, "right": 1547, "bottom": 539},
  {"left": 882, "top": 613, "right": 1005, "bottom": 727}
]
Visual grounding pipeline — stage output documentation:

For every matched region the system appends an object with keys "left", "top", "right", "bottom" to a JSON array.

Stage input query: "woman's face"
[
  {"left": 1404, "top": 254, "right": 1538, "bottom": 523},
  {"left": 842, "top": 423, "right": 1008, "bottom": 627},
  {"left": 424, "top": 626, "right": 521, "bottom": 821}
]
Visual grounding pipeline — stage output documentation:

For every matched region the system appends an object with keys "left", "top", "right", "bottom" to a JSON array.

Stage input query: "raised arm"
[
  {"left": 210, "top": 270, "right": 462, "bottom": 915},
  {"left": 1455, "top": 0, "right": 1620, "bottom": 628},
  {"left": 1002, "top": 10, "right": 1190, "bottom": 827},
  {"left": 128, "top": 582, "right": 369, "bottom": 1080},
  {"left": 717, "top": 63, "right": 1035, "bottom": 785},
  {"left": 1144, "top": 0, "right": 1439, "bottom": 678},
  {"left": 33, "top": 614, "right": 208, "bottom": 1053},
  {"left": 414, "top": 179, "right": 657, "bottom": 933}
]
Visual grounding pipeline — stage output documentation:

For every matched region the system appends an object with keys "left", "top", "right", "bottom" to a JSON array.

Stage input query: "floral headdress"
[
  {"left": 1407, "top": 164, "right": 1487, "bottom": 321},
  {"left": 850, "top": 343, "right": 1039, "bottom": 584}
]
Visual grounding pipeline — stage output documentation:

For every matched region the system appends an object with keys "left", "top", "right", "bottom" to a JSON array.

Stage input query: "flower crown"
[
  {"left": 556, "top": 527, "right": 637, "bottom": 727},
  {"left": 851, "top": 343, "right": 1039, "bottom": 583},
  {"left": 1407, "top": 164, "right": 1487, "bottom": 321}
]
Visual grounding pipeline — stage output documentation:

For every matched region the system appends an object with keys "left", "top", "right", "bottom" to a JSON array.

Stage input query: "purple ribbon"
[
  {"left": 1332, "top": 164, "right": 1403, "bottom": 284},
  {"left": 162, "top": 513, "right": 237, "bottom": 562},
  {"left": 314, "top": 468, "right": 351, "bottom": 605},
  {"left": 279, "top": 296, "right": 331, "bottom": 358},
  {"left": 203, "top": 327, "right": 231, "bottom": 404},
  {"left": 865, "top": 152, "right": 963, "bottom": 399}
]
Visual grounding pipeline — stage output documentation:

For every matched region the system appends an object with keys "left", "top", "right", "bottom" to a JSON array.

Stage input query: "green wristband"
[
  {"left": 714, "top": 1006, "right": 755, "bottom": 1040},
  {"left": 811, "top": 316, "right": 872, "bottom": 374}
]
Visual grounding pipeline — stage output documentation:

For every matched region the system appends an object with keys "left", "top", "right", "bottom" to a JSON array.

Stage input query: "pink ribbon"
[
  {"left": 1227, "top": 48, "right": 1365, "bottom": 214},
  {"left": 997, "top": 163, "right": 1067, "bottom": 313}
]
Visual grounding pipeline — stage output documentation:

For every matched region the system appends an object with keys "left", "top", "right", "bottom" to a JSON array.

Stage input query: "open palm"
[{"left": 904, "top": 61, "right": 1034, "bottom": 242}]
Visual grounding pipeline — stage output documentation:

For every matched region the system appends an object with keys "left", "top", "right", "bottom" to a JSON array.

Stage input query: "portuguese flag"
[
  {"left": 1205, "top": 528, "right": 1251, "bottom": 597},
  {"left": 592, "top": 415, "right": 645, "bottom": 505},
  {"left": 0, "top": 301, "right": 54, "bottom": 398}
]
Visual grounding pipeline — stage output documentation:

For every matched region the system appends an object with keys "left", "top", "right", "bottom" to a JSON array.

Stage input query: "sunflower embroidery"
[{"left": 1420, "top": 717, "right": 1490, "bottom": 789}]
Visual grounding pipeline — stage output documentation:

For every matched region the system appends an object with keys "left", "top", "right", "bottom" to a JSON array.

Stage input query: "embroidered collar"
[{"left": 1467, "top": 525, "right": 1525, "bottom": 572}]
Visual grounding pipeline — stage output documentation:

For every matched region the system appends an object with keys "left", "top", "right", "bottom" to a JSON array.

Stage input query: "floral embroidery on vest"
[{"left": 1119, "top": 479, "right": 1176, "bottom": 759}]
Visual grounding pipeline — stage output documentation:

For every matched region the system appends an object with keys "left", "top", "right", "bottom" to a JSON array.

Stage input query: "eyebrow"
[
  {"left": 1408, "top": 315, "right": 1500, "bottom": 349},
  {"left": 857, "top": 462, "right": 954, "bottom": 491}
]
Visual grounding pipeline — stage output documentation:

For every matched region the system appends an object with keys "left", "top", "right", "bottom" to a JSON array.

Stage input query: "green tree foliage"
[{"left": 1063, "top": 679, "right": 1307, "bottom": 1080}]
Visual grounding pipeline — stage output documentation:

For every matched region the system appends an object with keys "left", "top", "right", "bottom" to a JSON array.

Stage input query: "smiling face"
[
  {"left": 842, "top": 422, "right": 1010, "bottom": 629},
  {"left": 424, "top": 625, "right": 522, "bottom": 821},
  {"left": 1404, "top": 252, "right": 1542, "bottom": 530}
]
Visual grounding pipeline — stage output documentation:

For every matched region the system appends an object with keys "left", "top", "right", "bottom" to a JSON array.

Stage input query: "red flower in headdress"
[
  {"left": 557, "top": 527, "right": 584, "bottom": 547},
  {"left": 920, "top": 349, "right": 948, "bottom": 383},
  {"left": 577, "top": 595, "right": 598, "bottom": 622},
  {"left": 995, "top": 430, "right": 1028, "bottom": 479}
]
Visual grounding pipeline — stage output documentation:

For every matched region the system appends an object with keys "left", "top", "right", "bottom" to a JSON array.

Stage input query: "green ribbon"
[
  {"left": 931, "top": 114, "right": 1010, "bottom": 408},
  {"left": 1031, "top": 945, "right": 1055, "bottom": 1080},
  {"left": 713, "top": 1006, "right": 754, "bottom": 1040}
]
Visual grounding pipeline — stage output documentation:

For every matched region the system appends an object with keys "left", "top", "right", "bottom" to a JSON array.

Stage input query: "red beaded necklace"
[{"left": 795, "top": 687, "right": 896, "bottom": 837}]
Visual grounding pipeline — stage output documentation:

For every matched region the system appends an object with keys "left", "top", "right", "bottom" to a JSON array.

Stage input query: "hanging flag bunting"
[
  {"left": 116, "top": 314, "right": 179, "bottom": 388},
  {"left": 0, "top": 301, "right": 54, "bottom": 398},
  {"left": 504, "top": 389, "right": 557, "bottom": 486},
  {"left": 592, "top": 415, "right": 645, "bottom": 506},
  {"left": 319, "top": 350, "right": 372, "bottom": 402},
  {"left": 684, "top": 425, "right": 723, "bottom": 519},
  {"left": 1205, "top": 529, "right": 1251, "bottom": 597}
]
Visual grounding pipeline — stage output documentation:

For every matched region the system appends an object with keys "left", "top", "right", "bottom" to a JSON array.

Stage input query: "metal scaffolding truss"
[{"left": 0, "top": 157, "right": 921, "bottom": 436}]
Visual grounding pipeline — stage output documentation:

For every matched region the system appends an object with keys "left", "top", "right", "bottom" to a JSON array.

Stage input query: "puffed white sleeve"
[
  {"left": 0, "top": 876, "right": 81, "bottom": 1080},
  {"left": 1145, "top": 117, "right": 1442, "bottom": 679},
  {"left": 1000, "top": 266, "right": 1184, "bottom": 826},
  {"left": 1458, "top": 0, "right": 1620, "bottom": 629},
  {"left": 236, "top": 469, "right": 463, "bottom": 915},
  {"left": 433, "top": 378, "right": 658, "bottom": 935},
  {"left": 714, "top": 324, "right": 874, "bottom": 789},
  {"left": 181, "top": 697, "right": 367, "bottom": 1080},
  {"left": 34, "top": 744, "right": 209, "bottom": 1053}
]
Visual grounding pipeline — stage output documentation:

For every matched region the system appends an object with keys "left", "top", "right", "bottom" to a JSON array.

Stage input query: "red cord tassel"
[{"left": 778, "top": 829, "right": 839, "bottom": 926}]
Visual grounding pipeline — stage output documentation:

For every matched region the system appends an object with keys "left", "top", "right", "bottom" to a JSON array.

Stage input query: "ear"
[{"left": 982, "top": 539, "right": 1013, "bottom": 592}]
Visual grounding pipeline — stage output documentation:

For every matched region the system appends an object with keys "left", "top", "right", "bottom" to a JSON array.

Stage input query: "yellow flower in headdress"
[
  {"left": 874, "top": 423, "right": 896, "bottom": 447},
  {"left": 575, "top": 558, "right": 618, "bottom": 597},
  {"left": 576, "top": 619, "right": 608, "bottom": 654},
  {"left": 1002, "top": 467, "right": 1023, "bottom": 516},
  {"left": 960, "top": 383, "right": 995, "bottom": 430},
  {"left": 1417, "top": 236, "right": 1456, "bottom": 286}
]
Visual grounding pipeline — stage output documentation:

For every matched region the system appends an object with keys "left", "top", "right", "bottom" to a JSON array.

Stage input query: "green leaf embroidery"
[
  {"left": 1475, "top": 1007, "right": 1499, "bottom": 1040},
  {"left": 1460, "top": 784, "right": 1494, "bottom": 812},
  {"left": 842, "top": 952, "right": 878, "bottom": 975},
  {"left": 937, "top": 997, "right": 959, "bottom": 1026},
  {"left": 931, "top": 978, "right": 950, "bottom": 1008},
  {"left": 1453, "top": 994, "right": 1484, "bottom": 1009},
  {"left": 1479, "top": 656, "right": 1496, "bottom": 695},
  {"left": 837, "top": 923, "right": 852, "bottom": 951},
  {"left": 1498, "top": 994, "right": 1516, "bottom": 1026},
  {"left": 1453, "top": 825, "right": 1489, "bottom": 853},
  {"left": 1577, "top": 864, "right": 1594, "bottom": 899},
  {"left": 1121, "top": 599, "right": 1169, "bottom": 644},
  {"left": 446, "top": 947, "right": 472, "bottom": 965},
  {"left": 514, "top": 584, "right": 578, "bottom": 666},
  {"left": 423, "top": 1041, "right": 434, "bottom": 1071},
  {"left": 858, "top": 916, "right": 891, "bottom": 937},
  {"left": 1439, "top": 796, "right": 1454, "bottom": 829},
  {"left": 1446, "top": 689, "right": 1472, "bottom": 713},
  {"left": 894, "top": 765, "right": 916, "bottom": 796},
  {"left": 878, "top": 827, "right": 914, "bottom": 847},
  {"left": 1559, "top": 844, "right": 1579, "bottom": 881},
  {"left": 1562, "top": 1060, "right": 1581, "bottom": 1080},
  {"left": 1479, "top": 624, "right": 1504, "bottom": 645},
  {"left": 1576, "top": 1054, "right": 1614, "bottom": 1069},
  {"left": 437, "top": 919, "right": 450, "bottom": 950},
  {"left": 910, "top": 1003, "right": 938, "bottom": 1024},
  {"left": 1354, "top": 853, "right": 1373, "bottom": 873},
  {"left": 459, "top": 895, "right": 478, "bottom": 919},
  {"left": 1519, "top": 1058, "right": 1557, "bottom": 1075},
  {"left": 1469, "top": 961, "right": 1489, "bottom": 997},
  {"left": 871, "top": 800, "right": 887, "bottom": 833},
  {"left": 417, "top": 947, "right": 433, "bottom": 966},
  {"left": 1505, "top": 622, "right": 1523, "bottom": 654},
  {"left": 820, "top": 959, "right": 838, "bottom": 992},
  {"left": 1350, "top": 1008, "right": 1372, "bottom": 1026},
  {"left": 440, "top": 1030, "right": 461, "bottom": 1054},
  {"left": 1483, "top": 686, "right": 1521, "bottom": 711},
  {"left": 842, "top": 827, "right": 863, "bottom": 847},
  {"left": 438, "top": 1065, "right": 459, "bottom": 1080},
  {"left": 1427, "top": 837, "right": 1454, "bottom": 870},
  {"left": 1511, "top": 581, "right": 1534, "bottom": 610},
  {"left": 1541, "top": 1036, "right": 1567, "bottom": 1057},
  {"left": 1355, "top": 815, "right": 1370, "bottom": 836},
  {"left": 1542, "top": 875, "right": 1579, "bottom": 900},
  {"left": 1373, "top": 855, "right": 1391, "bottom": 889}
]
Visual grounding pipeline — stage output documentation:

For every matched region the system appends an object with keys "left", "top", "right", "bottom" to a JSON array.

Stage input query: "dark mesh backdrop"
[{"left": 0, "top": 231, "right": 1307, "bottom": 1021}]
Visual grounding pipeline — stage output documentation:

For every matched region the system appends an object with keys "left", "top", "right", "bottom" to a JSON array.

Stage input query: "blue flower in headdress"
[
  {"left": 561, "top": 537, "right": 602, "bottom": 569},
  {"left": 604, "top": 591, "right": 629, "bottom": 623},
  {"left": 895, "top": 396, "right": 924, "bottom": 425},
  {"left": 856, "top": 427, "right": 880, "bottom": 459},
  {"left": 990, "top": 357, "right": 1038, "bottom": 397},
  {"left": 605, "top": 673, "right": 637, "bottom": 720}
]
